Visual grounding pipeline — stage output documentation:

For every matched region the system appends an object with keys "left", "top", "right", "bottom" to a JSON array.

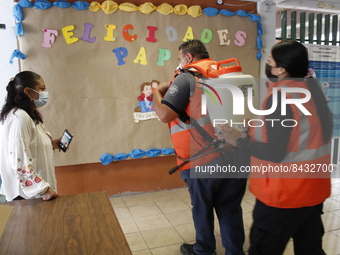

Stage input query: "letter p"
[
  {"left": 213, "top": 119, "right": 228, "bottom": 127},
  {"left": 112, "top": 47, "right": 128, "bottom": 66},
  {"left": 157, "top": 49, "right": 171, "bottom": 66}
]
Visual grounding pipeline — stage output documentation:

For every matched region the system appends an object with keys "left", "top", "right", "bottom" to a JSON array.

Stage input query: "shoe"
[
  {"left": 180, "top": 243, "right": 217, "bottom": 255},
  {"left": 180, "top": 244, "right": 197, "bottom": 255}
]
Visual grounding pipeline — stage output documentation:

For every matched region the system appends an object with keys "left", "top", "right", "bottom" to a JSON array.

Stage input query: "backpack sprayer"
[{"left": 168, "top": 58, "right": 259, "bottom": 175}]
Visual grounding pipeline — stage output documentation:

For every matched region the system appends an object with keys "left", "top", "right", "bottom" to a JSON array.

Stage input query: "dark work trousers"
[
  {"left": 180, "top": 154, "right": 247, "bottom": 255},
  {"left": 249, "top": 199, "right": 326, "bottom": 255}
]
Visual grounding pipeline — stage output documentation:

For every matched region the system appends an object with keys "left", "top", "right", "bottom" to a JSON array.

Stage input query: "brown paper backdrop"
[{"left": 18, "top": 7, "right": 260, "bottom": 166}]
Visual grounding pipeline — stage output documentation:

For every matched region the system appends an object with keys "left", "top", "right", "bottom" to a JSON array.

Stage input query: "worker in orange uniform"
[
  {"left": 218, "top": 40, "right": 333, "bottom": 255},
  {"left": 154, "top": 39, "right": 249, "bottom": 255}
]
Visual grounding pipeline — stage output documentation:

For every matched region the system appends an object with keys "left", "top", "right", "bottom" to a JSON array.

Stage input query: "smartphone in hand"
[{"left": 59, "top": 129, "right": 73, "bottom": 152}]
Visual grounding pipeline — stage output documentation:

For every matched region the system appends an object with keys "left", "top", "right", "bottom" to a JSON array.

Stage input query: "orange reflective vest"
[
  {"left": 249, "top": 79, "right": 331, "bottom": 208},
  {"left": 168, "top": 59, "right": 221, "bottom": 171}
]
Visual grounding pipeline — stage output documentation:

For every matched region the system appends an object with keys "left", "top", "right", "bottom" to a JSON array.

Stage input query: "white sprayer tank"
[{"left": 204, "top": 58, "right": 259, "bottom": 132}]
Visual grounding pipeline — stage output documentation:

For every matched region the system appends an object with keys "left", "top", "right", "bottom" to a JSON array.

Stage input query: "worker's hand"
[
  {"left": 215, "top": 124, "right": 243, "bottom": 146},
  {"left": 41, "top": 187, "right": 58, "bottom": 201},
  {"left": 156, "top": 82, "right": 170, "bottom": 96}
]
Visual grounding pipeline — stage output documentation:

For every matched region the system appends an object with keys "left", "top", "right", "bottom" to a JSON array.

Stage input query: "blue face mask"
[{"left": 30, "top": 88, "right": 49, "bottom": 108}]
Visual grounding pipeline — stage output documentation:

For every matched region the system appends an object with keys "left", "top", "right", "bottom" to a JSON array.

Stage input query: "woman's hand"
[
  {"left": 52, "top": 137, "right": 61, "bottom": 150},
  {"left": 41, "top": 187, "right": 58, "bottom": 201},
  {"left": 215, "top": 124, "right": 243, "bottom": 146}
]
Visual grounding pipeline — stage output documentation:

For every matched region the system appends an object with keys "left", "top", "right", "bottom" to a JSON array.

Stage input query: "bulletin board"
[{"left": 14, "top": 1, "right": 261, "bottom": 166}]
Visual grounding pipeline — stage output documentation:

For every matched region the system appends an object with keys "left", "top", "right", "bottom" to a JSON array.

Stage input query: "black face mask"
[{"left": 265, "top": 63, "right": 278, "bottom": 82}]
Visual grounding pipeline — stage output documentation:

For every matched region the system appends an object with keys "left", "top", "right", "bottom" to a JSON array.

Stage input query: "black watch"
[{"left": 236, "top": 137, "right": 247, "bottom": 148}]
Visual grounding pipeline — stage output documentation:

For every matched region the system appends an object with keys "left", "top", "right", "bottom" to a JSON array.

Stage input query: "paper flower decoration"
[
  {"left": 119, "top": 2, "right": 138, "bottom": 12},
  {"left": 203, "top": 7, "right": 219, "bottom": 16},
  {"left": 173, "top": 4, "right": 187, "bottom": 15},
  {"left": 34, "top": 0, "right": 53, "bottom": 9},
  {"left": 71, "top": 1, "right": 90, "bottom": 10},
  {"left": 139, "top": 2, "right": 156, "bottom": 14},
  {"left": 102, "top": 0, "right": 118, "bottom": 14},
  {"left": 53, "top": 0, "right": 71, "bottom": 8},
  {"left": 156, "top": 3, "right": 173, "bottom": 15},
  {"left": 188, "top": 5, "right": 202, "bottom": 18},
  {"left": 89, "top": 1, "right": 101, "bottom": 12},
  {"left": 18, "top": 0, "right": 34, "bottom": 8}
]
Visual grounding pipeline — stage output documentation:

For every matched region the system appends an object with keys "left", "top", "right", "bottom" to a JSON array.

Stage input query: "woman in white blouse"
[{"left": 0, "top": 71, "right": 59, "bottom": 201}]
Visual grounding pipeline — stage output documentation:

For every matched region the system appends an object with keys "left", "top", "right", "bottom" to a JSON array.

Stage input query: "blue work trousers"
[{"left": 181, "top": 157, "right": 247, "bottom": 255}]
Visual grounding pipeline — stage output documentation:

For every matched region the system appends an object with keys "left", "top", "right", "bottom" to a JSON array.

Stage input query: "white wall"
[
  {"left": 0, "top": 0, "right": 19, "bottom": 108},
  {"left": 256, "top": 0, "right": 277, "bottom": 102}
]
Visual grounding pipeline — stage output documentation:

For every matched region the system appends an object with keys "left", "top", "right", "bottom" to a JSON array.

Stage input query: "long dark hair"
[
  {"left": 0, "top": 71, "right": 43, "bottom": 124},
  {"left": 271, "top": 40, "right": 333, "bottom": 143}
]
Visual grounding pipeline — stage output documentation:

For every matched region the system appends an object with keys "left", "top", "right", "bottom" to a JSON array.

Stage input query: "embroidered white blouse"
[{"left": 0, "top": 108, "right": 57, "bottom": 201}]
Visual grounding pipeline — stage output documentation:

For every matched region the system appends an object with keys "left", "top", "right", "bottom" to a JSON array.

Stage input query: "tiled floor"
[{"left": 110, "top": 177, "right": 340, "bottom": 255}]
